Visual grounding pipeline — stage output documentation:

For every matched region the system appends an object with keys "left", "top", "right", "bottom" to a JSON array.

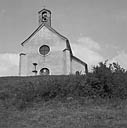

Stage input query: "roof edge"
[
  {"left": 21, "top": 24, "right": 44, "bottom": 46},
  {"left": 38, "top": 8, "right": 51, "bottom": 14},
  {"left": 21, "top": 23, "right": 69, "bottom": 46},
  {"left": 72, "top": 55, "right": 87, "bottom": 66}
]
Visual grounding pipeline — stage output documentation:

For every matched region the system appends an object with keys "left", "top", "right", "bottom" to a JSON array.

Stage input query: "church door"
[{"left": 40, "top": 68, "right": 50, "bottom": 75}]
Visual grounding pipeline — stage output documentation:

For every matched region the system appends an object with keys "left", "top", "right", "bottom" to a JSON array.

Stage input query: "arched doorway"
[{"left": 40, "top": 68, "right": 50, "bottom": 75}]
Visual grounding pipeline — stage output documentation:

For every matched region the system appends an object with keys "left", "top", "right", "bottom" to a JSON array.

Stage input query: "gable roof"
[
  {"left": 72, "top": 55, "right": 87, "bottom": 66},
  {"left": 38, "top": 8, "right": 51, "bottom": 14},
  {"left": 21, "top": 23, "right": 73, "bottom": 55},
  {"left": 21, "top": 23, "right": 67, "bottom": 45}
]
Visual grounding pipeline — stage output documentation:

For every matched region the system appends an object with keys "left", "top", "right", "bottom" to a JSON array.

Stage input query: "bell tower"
[{"left": 38, "top": 9, "right": 51, "bottom": 26}]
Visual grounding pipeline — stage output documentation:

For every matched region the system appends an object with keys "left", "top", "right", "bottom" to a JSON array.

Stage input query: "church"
[{"left": 19, "top": 8, "right": 88, "bottom": 76}]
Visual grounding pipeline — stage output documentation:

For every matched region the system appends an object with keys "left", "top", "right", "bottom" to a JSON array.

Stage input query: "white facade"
[{"left": 19, "top": 9, "right": 88, "bottom": 76}]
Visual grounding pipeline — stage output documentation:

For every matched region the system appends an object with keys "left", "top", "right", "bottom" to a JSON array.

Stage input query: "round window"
[
  {"left": 40, "top": 68, "right": 50, "bottom": 75},
  {"left": 39, "top": 45, "right": 50, "bottom": 55}
]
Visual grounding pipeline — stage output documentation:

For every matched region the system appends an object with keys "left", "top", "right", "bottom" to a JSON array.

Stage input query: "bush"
[
  {"left": 0, "top": 61, "right": 127, "bottom": 110},
  {"left": 90, "top": 61, "right": 127, "bottom": 98}
]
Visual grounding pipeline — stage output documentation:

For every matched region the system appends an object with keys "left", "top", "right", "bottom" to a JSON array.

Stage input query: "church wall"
[
  {"left": 23, "top": 26, "right": 66, "bottom": 54},
  {"left": 26, "top": 51, "right": 65, "bottom": 75},
  {"left": 19, "top": 8, "right": 88, "bottom": 76},
  {"left": 20, "top": 26, "right": 68, "bottom": 76},
  {"left": 19, "top": 54, "right": 27, "bottom": 76},
  {"left": 63, "top": 49, "right": 71, "bottom": 75},
  {"left": 71, "top": 58, "right": 86, "bottom": 75}
]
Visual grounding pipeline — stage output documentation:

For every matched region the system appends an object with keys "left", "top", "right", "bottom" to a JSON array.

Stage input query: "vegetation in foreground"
[
  {"left": 0, "top": 61, "right": 127, "bottom": 127},
  {"left": 1, "top": 97, "right": 127, "bottom": 128}
]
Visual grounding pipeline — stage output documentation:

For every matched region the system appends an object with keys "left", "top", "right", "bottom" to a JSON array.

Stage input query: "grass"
[
  {"left": 0, "top": 97, "right": 127, "bottom": 128},
  {"left": 0, "top": 76, "right": 127, "bottom": 128}
]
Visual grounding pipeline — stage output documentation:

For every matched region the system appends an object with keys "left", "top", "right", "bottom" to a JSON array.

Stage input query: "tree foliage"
[
  {"left": 0, "top": 61, "right": 127, "bottom": 110},
  {"left": 88, "top": 61, "right": 127, "bottom": 98}
]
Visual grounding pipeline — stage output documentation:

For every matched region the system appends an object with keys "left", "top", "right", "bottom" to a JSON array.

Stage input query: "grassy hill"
[{"left": 0, "top": 76, "right": 127, "bottom": 128}]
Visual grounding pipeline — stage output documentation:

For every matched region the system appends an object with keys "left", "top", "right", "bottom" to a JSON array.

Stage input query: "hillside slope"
[
  {"left": 1, "top": 98, "right": 127, "bottom": 128},
  {"left": 0, "top": 76, "right": 127, "bottom": 128}
]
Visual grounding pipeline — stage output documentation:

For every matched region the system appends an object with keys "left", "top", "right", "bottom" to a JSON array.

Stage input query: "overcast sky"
[{"left": 0, "top": 0, "right": 127, "bottom": 76}]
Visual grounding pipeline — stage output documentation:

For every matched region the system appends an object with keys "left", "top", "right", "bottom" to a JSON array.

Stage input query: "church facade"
[{"left": 19, "top": 9, "right": 88, "bottom": 76}]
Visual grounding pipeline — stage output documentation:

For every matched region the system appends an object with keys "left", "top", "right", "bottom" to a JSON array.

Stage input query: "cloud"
[
  {"left": 77, "top": 37, "right": 101, "bottom": 51},
  {"left": 109, "top": 51, "right": 127, "bottom": 70},
  {"left": 72, "top": 37, "right": 127, "bottom": 71},
  {"left": 0, "top": 37, "right": 104, "bottom": 75},
  {"left": 71, "top": 37, "right": 127, "bottom": 71},
  {"left": 0, "top": 53, "right": 19, "bottom": 76},
  {"left": 71, "top": 37, "right": 104, "bottom": 70},
  {"left": 0, "top": 40, "right": 126, "bottom": 77}
]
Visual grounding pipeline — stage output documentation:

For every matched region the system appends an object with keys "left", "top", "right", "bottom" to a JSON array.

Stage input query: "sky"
[{"left": 0, "top": 0, "right": 127, "bottom": 76}]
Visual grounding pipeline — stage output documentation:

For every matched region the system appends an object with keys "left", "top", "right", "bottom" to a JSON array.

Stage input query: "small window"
[
  {"left": 40, "top": 68, "right": 50, "bottom": 75},
  {"left": 39, "top": 45, "right": 50, "bottom": 55},
  {"left": 42, "top": 12, "right": 48, "bottom": 22}
]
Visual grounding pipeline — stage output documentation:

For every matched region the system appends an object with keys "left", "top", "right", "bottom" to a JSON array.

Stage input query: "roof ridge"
[{"left": 21, "top": 23, "right": 69, "bottom": 46}]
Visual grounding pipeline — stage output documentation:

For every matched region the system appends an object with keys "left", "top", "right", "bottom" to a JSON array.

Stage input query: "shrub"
[
  {"left": 0, "top": 61, "right": 127, "bottom": 110},
  {"left": 90, "top": 61, "right": 127, "bottom": 98}
]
